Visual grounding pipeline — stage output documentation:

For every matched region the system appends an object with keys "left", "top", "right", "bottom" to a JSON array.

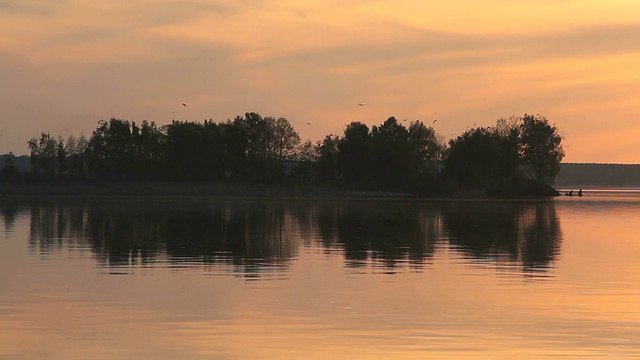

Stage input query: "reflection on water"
[
  {"left": 10, "top": 197, "right": 563, "bottom": 278},
  {"left": 442, "top": 202, "right": 561, "bottom": 275},
  {"left": 26, "top": 199, "right": 298, "bottom": 278},
  {"left": 3, "top": 195, "right": 640, "bottom": 359}
]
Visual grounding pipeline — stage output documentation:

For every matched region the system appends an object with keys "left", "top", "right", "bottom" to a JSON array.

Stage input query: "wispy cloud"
[{"left": 2, "top": 0, "right": 640, "bottom": 161}]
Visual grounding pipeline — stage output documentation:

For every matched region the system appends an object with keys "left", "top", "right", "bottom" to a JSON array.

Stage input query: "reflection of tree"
[
  {"left": 518, "top": 204, "right": 561, "bottom": 272},
  {"left": 16, "top": 198, "right": 562, "bottom": 278},
  {"left": 86, "top": 205, "right": 164, "bottom": 267},
  {"left": 29, "top": 199, "right": 88, "bottom": 257},
  {"left": 161, "top": 202, "right": 297, "bottom": 274},
  {"left": 316, "top": 202, "right": 440, "bottom": 271},
  {"left": 441, "top": 201, "right": 561, "bottom": 274},
  {"left": 26, "top": 199, "right": 298, "bottom": 278},
  {"left": 0, "top": 198, "right": 21, "bottom": 237}
]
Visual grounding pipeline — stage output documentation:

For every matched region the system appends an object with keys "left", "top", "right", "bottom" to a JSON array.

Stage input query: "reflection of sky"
[
  {"left": 1, "top": 197, "right": 639, "bottom": 358},
  {"left": 3, "top": 1, "right": 640, "bottom": 163}
]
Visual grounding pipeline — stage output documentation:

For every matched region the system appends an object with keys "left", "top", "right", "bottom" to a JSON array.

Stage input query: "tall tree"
[
  {"left": 442, "top": 126, "right": 520, "bottom": 193},
  {"left": 65, "top": 135, "right": 88, "bottom": 178},
  {"left": 291, "top": 140, "right": 318, "bottom": 182},
  {"left": 518, "top": 114, "right": 564, "bottom": 184},
  {"left": 408, "top": 121, "right": 443, "bottom": 173},
  {"left": 240, "top": 113, "right": 300, "bottom": 181},
  {"left": 162, "top": 121, "right": 206, "bottom": 180},
  {"left": 317, "top": 134, "right": 340, "bottom": 183},
  {"left": 220, "top": 116, "right": 249, "bottom": 180},
  {"left": 272, "top": 117, "right": 300, "bottom": 163},
  {"left": 162, "top": 120, "right": 225, "bottom": 180},
  {"left": 28, "top": 132, "right": 58, "bottom": 177},
  {"left": 338, "top": 122, "right": 371, "bottom": 188},
  {"left": 56, "top": 136, "right": 68, "bottom": 177},
  {"left": 0, "top": 152, "right": 19, "bottom": 182},
  {"left": 86, "top": 118, "right": 161, "bottom": 179},
  {"left": 370, "top": 117, "right": 413, "bottom": 189}
]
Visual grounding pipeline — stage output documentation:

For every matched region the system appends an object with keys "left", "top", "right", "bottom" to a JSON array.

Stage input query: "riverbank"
[{"left": 0, "top": 180, "right": 560, "bottom": 199}]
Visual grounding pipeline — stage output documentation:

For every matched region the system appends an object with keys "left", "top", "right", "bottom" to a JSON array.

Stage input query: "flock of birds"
[
  {"left": 356, "top": 104, "right": 438, "bottom": 124},
  {"left": 169, "top": 102, "right": 439, "bottom": 127}
]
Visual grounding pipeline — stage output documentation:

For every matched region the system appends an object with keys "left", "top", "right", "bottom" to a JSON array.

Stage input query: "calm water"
[{"left": 0, "top": 191, "right": 639, "bottom": 359}]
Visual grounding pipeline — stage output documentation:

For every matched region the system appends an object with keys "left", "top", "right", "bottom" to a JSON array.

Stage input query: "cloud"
[
  {"left": 0, "top": 0, "right": 68, "bottom": 15},
  {"left": 3, "top": 0, "right": 640, "bottom": 161}
]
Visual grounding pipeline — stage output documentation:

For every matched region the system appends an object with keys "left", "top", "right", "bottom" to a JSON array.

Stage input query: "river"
[{"left": 0, "top": 191, "right": 638, "bottom": 359}]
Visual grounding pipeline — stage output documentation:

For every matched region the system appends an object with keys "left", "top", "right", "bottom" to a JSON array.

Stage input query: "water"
[{"left": 0, "top": 193, "right": 639, "bottom": 359}]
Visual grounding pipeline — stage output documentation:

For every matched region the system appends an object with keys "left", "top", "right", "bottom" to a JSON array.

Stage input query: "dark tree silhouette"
[
  {"left": 370, "top": 117, "right": 414, "bottom": 190},
  {"left": 85, "top": 118, "right": 162, "bottom": 180},
  {"left": 408, "top": 120, "right": 443, "bottom": 174},
  {"left": 220, "top": 116, "right": 250, "bottom": 180},
  {"left": 65, "top": 135, "right": 88, "bottom": 178},
  {"left": 443, "top": 127, "right": 520, "bottom": 194},
  {"left": 22, "top": 111, "right": 564, "bottom": 196},
  {"left": 0, "top": 152, "right": 19, "bottom": 182},
  {"left": 317, "top": 134, "right": 340, "bottom": 184},
  {"left": 28, "top": 132, "right": 58, "bottom": 178},
  {"left": 519, "top": 114, "right": 564, "bottom": 185},
  {"left": 162, "top": 120, "right": 224, "bottom": 180},
  {"left": 338, "top": 122, "right": 372, "bottom": 188}
]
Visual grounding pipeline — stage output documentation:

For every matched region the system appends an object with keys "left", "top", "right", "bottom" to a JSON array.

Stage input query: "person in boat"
[{"left": 578, "top": 189, "right": 583, "bottom": 197}]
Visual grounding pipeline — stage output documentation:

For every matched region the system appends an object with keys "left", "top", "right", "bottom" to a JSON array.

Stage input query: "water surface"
[{"left": 0, "top": 193, "right": 638, "bottom": 359}]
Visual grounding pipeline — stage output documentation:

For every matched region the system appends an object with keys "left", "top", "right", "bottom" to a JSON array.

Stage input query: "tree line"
[{"left": 20, "top": 112, "right": 564, "bottom": 195}]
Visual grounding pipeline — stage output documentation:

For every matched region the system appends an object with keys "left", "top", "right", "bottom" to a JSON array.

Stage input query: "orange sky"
[{"left": 2, "top": 0, "right": 640, "bottom": 163}]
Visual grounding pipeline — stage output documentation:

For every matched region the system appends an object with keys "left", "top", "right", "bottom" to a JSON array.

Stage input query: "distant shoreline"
[{"left": 555, "top": 163, "right": 640, "bottom": 188}]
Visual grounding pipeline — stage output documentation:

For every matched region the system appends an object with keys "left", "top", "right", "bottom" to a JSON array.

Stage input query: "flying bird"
[
  {"left": 357, "top": 103, "right": 365, "bottom": 106},
  {"left": 182, "top": 103, "right": 187, "bottom": 107},
  {"left": 433, "top": 119, "right": 438, "bottom": 124},
  {"left": 306, "top": 122, "right": 312, "bottom": 125}
]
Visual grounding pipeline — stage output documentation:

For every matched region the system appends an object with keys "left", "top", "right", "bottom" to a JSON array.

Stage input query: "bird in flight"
[
  {"left": 433, "top": 119, "right": 438, "bottom": 124},
  {"left": 357, "top": 103, "right": 365, "bottom": 106},
  {"left": 182, "top": 103, "right": 187, "bottom": 107},
  {"left": 306, "top": 122, "right": 312, "bottom": 125}
]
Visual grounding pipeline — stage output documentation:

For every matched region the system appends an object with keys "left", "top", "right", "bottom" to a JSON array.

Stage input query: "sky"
[{"left": 2, "top": 0, "right": 640, "bottom": 163}]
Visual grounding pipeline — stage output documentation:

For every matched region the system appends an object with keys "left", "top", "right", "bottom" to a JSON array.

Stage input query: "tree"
[
  {"left": 291, "top": 140, "right": 318, "bottom": 182},
  {"left": 0, "top": 152, "right": 19, "bottom": 182},
  {"left": 370, "top": 117, "right": 413, "bottom": 189},
  {"left": 85, "top": 118, "right": 162, "bottom": 180},
  {"left": 134, "top": 120, "right": 163, "bottom": 179},
  {"left": 272, "top": 117, "right": 300, "bottom": 162},
  {"left": 408, "top": 120, "right": 444, "bottom": 180},
  {"left": 267, "top": 116, "right": 301, "bottom": 181},
  {"left": 56, "top": 136, "right": 68, "bottom": 177},
  {"left": 442, "top": 114, "right": 564, "bottom": 195},
  {"left": 66, "top": 135, "right": 88, "bottom": 178},
  {"left": 518, "top": 114, "right": 564, "bottom": 184},
  {"left": 162, "top": 120, "right": 225, "bottom": 180},
  {"left": 239, "top": 113, "right": 300, "bottom": 182},
  {"left": 317, "top": 134, "right": 340, "bottom": 183},
  {"left": 220, "top": 116, "right": 249, "bottom": 180},
  {"left": 85, "top": 118, "right": 132, "bottom": 178},
  {"left": 338, "top": 122, "right": 371, "bottom": 187},
  {"left": 442, "top": 126, "right": 520, "bottom": 193},
  {"left": 28, "top": 132, "right": 58, "bottom": 178}
]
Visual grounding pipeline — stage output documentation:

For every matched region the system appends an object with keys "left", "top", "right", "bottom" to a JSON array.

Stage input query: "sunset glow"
[{"left": 2, "top": 0, "right": 640, "bottom": 162}]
